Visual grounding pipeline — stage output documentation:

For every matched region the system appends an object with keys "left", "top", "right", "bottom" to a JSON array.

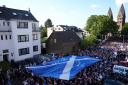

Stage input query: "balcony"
[
  {"left": 0, "top": 27, "right": 11, "bottom": 32},
  {"left": 32, "top": 28, "right": 40, "bottom": 32}
]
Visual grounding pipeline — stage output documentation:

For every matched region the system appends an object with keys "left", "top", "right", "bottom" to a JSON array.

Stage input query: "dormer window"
[
  {"left": 0, "top": 11, "right": 2, "bottom": 14},
  {"left": 25, "top": 14, "right": 29, "bottom": 16},
  {"left": 12, "top": 12, "right": 17, "bottom": 15}
]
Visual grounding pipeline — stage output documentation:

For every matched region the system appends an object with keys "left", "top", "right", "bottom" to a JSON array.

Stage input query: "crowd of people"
[
  {"left": 0, "top": 47, "right": 128, "bottom": 85},
  {"left": 100, "top": 36, "right": 128, "bottom": 52}
]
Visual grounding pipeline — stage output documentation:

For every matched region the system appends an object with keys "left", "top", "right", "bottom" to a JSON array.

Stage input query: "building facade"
[
  {"left": 46, "top": 31, "right": 81, "bottom": 54},
  {"left": 0, "top": 6, "right": 41, "bottom": 61}
]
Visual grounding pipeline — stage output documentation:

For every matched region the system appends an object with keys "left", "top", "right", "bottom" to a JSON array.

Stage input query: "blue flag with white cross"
[{"left": 26, "top": 55, "right": 100, "bottom": 80}]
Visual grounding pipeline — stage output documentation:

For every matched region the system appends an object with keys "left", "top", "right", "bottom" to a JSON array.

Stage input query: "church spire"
[
  {"left": 108, "top": 7, "right": 113, "bottom": 20},
  {"left": 117, "top": 4, "right": 126, "bottom": 31},
  {"left": 118, "top": 4, "right": 125, "bottom": 18}
]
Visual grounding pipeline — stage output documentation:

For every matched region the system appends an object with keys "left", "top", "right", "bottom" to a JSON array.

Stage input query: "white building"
[
  {"left": 47, "top": 25, "right": 84, "bottom": 39},
  {"left": 0, "top": 6, "right": 41, "bottom": 62}
]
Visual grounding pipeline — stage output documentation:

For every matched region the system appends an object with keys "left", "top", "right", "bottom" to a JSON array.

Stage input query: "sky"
[{"left": 0, "top": 0, "right": 128, "bottom": 28}]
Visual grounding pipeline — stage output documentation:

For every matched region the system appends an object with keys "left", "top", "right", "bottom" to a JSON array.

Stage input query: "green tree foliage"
[
  {"left": 44, "top": 18, "right": 53, "bottom": 28},
  {"left": 86, "top": 15, "right": 118, "bottom": 37},
  {"left": 0, "top": 61, "right": 11, "bottom": 71},
  {"left": 121, "top": 23, "right": 128, "bottom": 36},
  {"left": 80, "top": 34, "right": 97, "bottom": 48},
  {"left": 40, "top": 19, "right": 53, "bottom": 43},
  {"left": 40, "top": 26, "right": 47, "bottom": 43}
]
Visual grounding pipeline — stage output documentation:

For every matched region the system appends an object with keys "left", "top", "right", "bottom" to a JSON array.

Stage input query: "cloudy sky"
[{"left": 0, "top": 0, "right": 128, "bottom": 28}]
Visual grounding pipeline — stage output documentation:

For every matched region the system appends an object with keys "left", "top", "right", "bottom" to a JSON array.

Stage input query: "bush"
[{"left": 0, "top": 61, "right": 11, "bottom": 71}]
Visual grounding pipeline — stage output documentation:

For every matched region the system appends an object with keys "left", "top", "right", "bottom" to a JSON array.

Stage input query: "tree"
[
  {"left": 80, "top": 34, "right": 97, "bottom": 48},
  {"left": 40, "top": 19, "right": 53, "bottom": 43},
  {"left": 44, "top": 18, "right": 53, "bottom": 28},
  {"left": 40, "top": 26, "right": 47, "bottom": 43},
  {"left": 0, "top": 61, "right": 11, "bottom": 71},
  {"left": 121, "top": 23, "right": 128, "bottom": 36},
  {"left": 86, "top": 15, "right": 118, "bottom": 38}
]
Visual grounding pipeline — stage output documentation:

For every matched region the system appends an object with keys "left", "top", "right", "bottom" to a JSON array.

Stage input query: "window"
[
  {"left": 18, "top": 35, "right": 29, "bottom": 42},
  {"left": 33, "top": 45, "right": 38, "bottom": 52},
  {"left": 25, "top": 14, "right": 29, "bottom": 16},
  {"left": 5, "top": 35, "right": 7, "bottom": 40},
  {"left": 17, "top": 22, "right": 28, "bottom": 28},
  {"left": 10, "top": 35, "right": 11, "bottom": 39},
  {"left": 32, "top": 23, "right": 36, "bottom": 30},
  {"left": 33, "top": 34, "right": 38, "bottom": 40},
  {"left": 0, "top": 11, "right": 2, "bottom": 14},
  {"left": 3, "top": 50, "right": 9, "bottom": 53},
  {"left": 19, "top": 48, "right": 29, "bottom": 56},
  {"left": 12, "top": 12, "right": 17, "bottom": 15},
  {"left": 7, "top": 22, "right": 10, "bottom": 26},
  {"left": 1, "top": 35, "right": 3, "bottom": 40},
  {"left": 3, "top": 22, "right": 5, "bottom": 26}
]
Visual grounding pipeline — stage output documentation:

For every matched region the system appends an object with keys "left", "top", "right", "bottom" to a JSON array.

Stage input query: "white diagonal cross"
[{"left": 59, "top": 56, "right": 76, "bottom": 80}]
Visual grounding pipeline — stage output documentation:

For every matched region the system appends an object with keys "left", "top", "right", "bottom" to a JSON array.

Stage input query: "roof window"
[
  {"left": 0, "top": 11, "right": 2, "bottom": 13},
  {"left": 12, "top": 12, "right": 17, "bottom": 15},
  {"left": 25, "top": 14, "right": 29, "bottom": 16}
]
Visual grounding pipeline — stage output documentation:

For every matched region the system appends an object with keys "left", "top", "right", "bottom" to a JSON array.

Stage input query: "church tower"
[
  {"left": 117, "top": 4, "right": 126, "bottom": 31},
  {"left": 108, "top": 7, "right": 113, "bottom": 20}
]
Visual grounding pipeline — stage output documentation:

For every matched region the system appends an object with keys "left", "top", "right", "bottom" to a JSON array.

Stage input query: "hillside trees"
[
  {"left": 86, "top": 15, "right": 118, "bottom": 37},
  {"left": 81, "top": 15, "right": 118, "bottom": 47}
]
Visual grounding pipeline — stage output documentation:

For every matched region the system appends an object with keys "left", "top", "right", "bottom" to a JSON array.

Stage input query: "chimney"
[
  {"left": 28, "top": 8, "right": 30, "bottom": 12},
  {"left": 2, "top": 5, "right": 6, "bottom": 7}
]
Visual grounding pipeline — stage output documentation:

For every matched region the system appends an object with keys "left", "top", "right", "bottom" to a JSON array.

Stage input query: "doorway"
[
  {"left": 3, "top": 49, "right": 9, "bottom": 61},
  {"left": 3, "top": 54, "right": 9, "bottom": 61}
]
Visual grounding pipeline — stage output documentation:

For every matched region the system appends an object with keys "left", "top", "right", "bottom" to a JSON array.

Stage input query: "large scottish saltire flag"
[{"left": 26, "top": 56, "right": 100, "bottom": 80}]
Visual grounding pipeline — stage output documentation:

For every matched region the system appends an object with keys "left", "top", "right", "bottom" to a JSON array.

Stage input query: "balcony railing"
[
  {"left": 32, "top": 28, "right": 40, "bottom": 32},
  {"left": 0, "top": 27, "right": 11, "bottom": 32}
]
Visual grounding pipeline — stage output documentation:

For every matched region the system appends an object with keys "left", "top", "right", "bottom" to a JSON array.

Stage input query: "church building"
[{"left": 108, "top": 4, "right": 126, "bottom": 32}]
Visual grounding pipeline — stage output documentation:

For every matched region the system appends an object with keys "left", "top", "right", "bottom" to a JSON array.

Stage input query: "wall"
[
  {"left": 0, "top": 32, "right": 13, "bottom": 61},
  {"left": 76, "top": 32, "right": 83, "bottom": 39},
  {"left": 47, "top": 27, "right": 54, "bottom": 38},
  {"left": 0, "top": 20, "right": 11, "bottom": 31},
  {"left": 10, "top": 20, "right": 41, "bottom": 61},
  {"left": 47, "top": 26, "right": 64, "bottom": 38},
  {"left": 0, "top": 19, "right": 41, "bottom": 61},
  {"left": 33, "top": 31, "right": 41, "bottom": 56}
]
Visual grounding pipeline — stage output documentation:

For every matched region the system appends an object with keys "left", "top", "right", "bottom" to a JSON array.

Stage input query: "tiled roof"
[
  {"left": 0, "top": 6, "right": 38, "bottom": 22},
  {"left": 49, "top": 31, "right": 81, "bottom": 43}
]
